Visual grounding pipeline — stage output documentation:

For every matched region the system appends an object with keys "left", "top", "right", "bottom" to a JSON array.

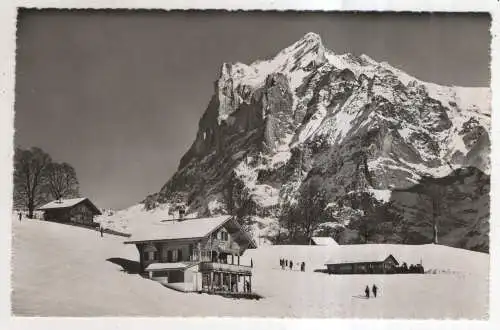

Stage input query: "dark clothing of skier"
[
  {"left": 251, "top": 258, "right": 253, "bottom": 268},
  {"left": 285, "top": 260, "right": 288, "bottom": 267},
  {"left": 372, "top": 285, "right": 378, "bottom": 298},
  {"left": 100, "top": 227, "right": 104, "bottom": 237},
  {"left": 18, "top": 212, "right": 22, "bottom": 222},
  {"left": 365, "top": 286, "right": 370, "bottom": 299},
  {"left": 289, "top": 261, "right": 293, "bottom": 270}
]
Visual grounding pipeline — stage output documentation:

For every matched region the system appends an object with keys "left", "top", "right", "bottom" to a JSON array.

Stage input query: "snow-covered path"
[{"left": 11, "top": 218, "right": 488, "bottom": 318}]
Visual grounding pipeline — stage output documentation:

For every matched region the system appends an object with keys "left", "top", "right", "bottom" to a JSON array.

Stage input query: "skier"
[
  {"left": 372, "top": 284, "right": 378, "bottom": 298},
  {"left": 289, "top": 260, "right": 293, "bottom": 270},
  {"left": 100, "top": 226, "right": 104, "bottom": 237},
  {"left": 365, "top": 285, "right": 370, "bottom": 299},
  {"left": 251, "top": 258, "right": 253, "bottom": 268},
  {"left": 285, "top": 260, "right": 288, "bottom": 267},
  {"left": 18, "top": 211, "right": 22, "bottom": 222}
]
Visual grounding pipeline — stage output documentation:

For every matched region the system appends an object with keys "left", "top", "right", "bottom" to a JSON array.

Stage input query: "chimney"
[{"left": 178, "top": 208, "right": 186, "bottom": 221}]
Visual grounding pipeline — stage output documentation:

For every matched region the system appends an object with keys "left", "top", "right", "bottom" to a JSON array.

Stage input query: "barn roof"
[
  {"left": 325, "top": 245, "right": 399, "bottom": 265},
  {"left": 38, "top": 197, "right": 101, "bottom": 214},
  {"left": 124, "top": 215, "right": 257, "bottom": 249},
  {"left": 311, "top": 237, "right": 338, "bottom": 246}
]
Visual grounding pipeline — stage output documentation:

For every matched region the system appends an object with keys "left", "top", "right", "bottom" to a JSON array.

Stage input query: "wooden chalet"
[
  {"left": 38, "top": 197, "right": 101, "bottom": 226},
  {"left": 325, "top": 250, "right": 399, "bottom": 274},
  {"left": 124, "top": 215, "right": 257, "bottom": 296}
]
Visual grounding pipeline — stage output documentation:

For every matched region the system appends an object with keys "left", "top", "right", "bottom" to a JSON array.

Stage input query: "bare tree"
[
  {"left": 13, "top": 147, "right": 52, "bottom": 218},
  {"left": 45, "top": 162, "right": 80, "bottom": 200},
  {"left": 419, "top": 177, "right": 447, "bottom": 244}
]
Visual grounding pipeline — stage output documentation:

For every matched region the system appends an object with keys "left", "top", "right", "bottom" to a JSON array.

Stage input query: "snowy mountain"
[{"left": 140, "top": 32, "right": 490, "bottom": 251}]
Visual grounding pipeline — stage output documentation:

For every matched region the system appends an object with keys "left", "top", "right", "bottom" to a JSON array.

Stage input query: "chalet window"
[
  {"left": 167, "top": 250, "right": 172, "bottom": 262},
  {"left": 172, "top": 249, "right": 178, "bottom": 262},
  {"left": 178, "top": 249, "right": 183, "bottom": 261},
  {"left": 219, "top": 231, "right": 228, "bottom": 241}
]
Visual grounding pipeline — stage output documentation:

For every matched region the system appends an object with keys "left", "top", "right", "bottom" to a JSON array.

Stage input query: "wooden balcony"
[{"left": 199, "top": 262, "right": 252, "bottom": 275}]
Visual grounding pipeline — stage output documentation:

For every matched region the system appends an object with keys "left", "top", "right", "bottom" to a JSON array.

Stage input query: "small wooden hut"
[{"left": 38, "top": 197, "right": 101, "bottom": 226}]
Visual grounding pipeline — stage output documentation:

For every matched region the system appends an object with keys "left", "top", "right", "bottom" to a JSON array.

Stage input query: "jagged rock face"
[{"left": 145, "top": 33, "right": 490, "bottom": 251}]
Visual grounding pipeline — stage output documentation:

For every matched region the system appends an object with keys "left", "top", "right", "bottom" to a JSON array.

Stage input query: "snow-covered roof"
[
  {"left": 145, "top": 262, "right": 194, "bottom": 271},
  {"left": 125, "top": 215, "right": 233, "bottom": 243},
  {"left": 311, "top": 237, "right": 338, "bottom": 246},
  {"left": 325, "top": 245, "right": 399, "bottom": 265},
  {"left": 39, "top": 198, "right": 87, "bottom": 209},
  {"left": 38, "top": 197, "right": 101, "bottom": 214}
]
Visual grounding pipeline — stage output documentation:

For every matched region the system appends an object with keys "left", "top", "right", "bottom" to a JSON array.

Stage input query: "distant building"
[
  {"left": 325, "top": 250, "right": 399, "bottom": 274},
  {"left": 38, "top": 197, "right": 101, "bottom": 226},
  {"left": 124, "top": 215, "right": 257, "bottom": 295},
  {"left": 310, "top": 236, "right": 339, "bottom": 246}
]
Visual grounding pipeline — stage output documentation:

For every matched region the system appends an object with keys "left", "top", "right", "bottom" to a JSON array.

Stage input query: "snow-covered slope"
[
  {"left": 138, "top": 32, "right": 490, "bottom": 251},
  {"left": 12, "top": 217, "right": 489, "bottom": 318}
]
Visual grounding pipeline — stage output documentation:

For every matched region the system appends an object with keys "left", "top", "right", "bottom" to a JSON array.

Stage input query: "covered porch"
[{"left": 199, "top": 262, "right": 253, "bottom": 294}]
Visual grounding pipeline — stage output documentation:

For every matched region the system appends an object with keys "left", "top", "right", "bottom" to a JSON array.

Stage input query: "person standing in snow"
[
  {"left": 285, "top": 260, "right": 288, "bottom": 267},
  {"left": 18, "top": 211, "right": 22, "bottom": 222},
  {"left": 289, "top": 260, "right": 293, "bottom": 270},
  {"left": 372, "top": 284, "right": 378, "bottom": 298},
  {"left": 100, "top": 226, "right": 104, "bottom": 237},
  {"left": 365, "top": 285, "right": 370, "bottom": 299},
  {"left": 251, "top": 258, "right": 253, "bottom": 268}
]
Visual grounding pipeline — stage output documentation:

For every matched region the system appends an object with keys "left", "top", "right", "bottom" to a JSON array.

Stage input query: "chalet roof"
[
  {"left": 311, "top": 237, "right": 339, "bottom": 246},
  {"left": 38, "top": 197, "right": 102, "bottom": 214},
  {"left": 325, "top": 245, "right": 399, "bottom": 265},
  {"left": 124, "top": 215, "right": 257, "bottom": 249}
]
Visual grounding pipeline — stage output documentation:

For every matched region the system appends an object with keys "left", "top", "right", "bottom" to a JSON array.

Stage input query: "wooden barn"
[
  {"left": 38, "top": 197, "right": 101, "bottom": 226},
  {"left": 124, "top": 215, "right": 257, "bottom": 296},
  {"left": 325, "top": 249, "right": 399, "bottom": 274}
]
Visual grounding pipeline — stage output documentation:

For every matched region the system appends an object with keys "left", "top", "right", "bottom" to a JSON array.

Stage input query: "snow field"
[{"left": 12, "top": 217, "right": 488, "bottom": 318}]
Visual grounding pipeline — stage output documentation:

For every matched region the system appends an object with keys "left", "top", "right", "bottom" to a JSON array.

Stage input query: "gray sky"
[{"left": 14, "top": 10, "right": 490, "bottom": 210}]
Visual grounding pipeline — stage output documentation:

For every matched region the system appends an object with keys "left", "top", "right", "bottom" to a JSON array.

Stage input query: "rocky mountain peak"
[{"left": 144, "top": 32, "right": 490, "bottom": 252}]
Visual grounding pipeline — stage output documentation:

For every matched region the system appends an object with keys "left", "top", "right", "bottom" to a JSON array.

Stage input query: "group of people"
[
  {"left": 364, "top": 284, "right": 378, "bottom": 298},
  {"left": 398, "top": 262, "right": 425, "bottom": 274},
  {"left": 279, "top": 258, "right": 306, "bottom": 272}
]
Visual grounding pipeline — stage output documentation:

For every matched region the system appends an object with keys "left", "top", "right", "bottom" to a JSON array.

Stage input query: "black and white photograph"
[{"left": 5, "top": 6, "right": 494, "bottom": 321}]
